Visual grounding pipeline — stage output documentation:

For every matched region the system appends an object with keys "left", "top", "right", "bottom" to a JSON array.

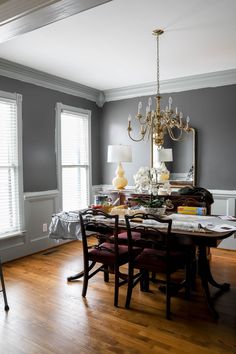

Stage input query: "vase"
[{"left": 141, "top": 206, "right": 166, "bottom": 216}]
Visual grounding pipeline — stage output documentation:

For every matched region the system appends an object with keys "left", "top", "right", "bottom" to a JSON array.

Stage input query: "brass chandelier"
[{"left": 127, "top": 29, "right": 191, "bottom": 148}]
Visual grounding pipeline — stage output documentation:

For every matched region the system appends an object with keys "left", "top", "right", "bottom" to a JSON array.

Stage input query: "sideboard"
[{"left": 102, "top": 189, "right": 212, "bottom": 215}]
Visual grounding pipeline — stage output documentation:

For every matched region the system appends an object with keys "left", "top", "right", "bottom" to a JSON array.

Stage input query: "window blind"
[
  {"left": 0, "top": 95, "right": 23, "bottom": 237},
  {"left": 60, "top": 109, "right": 90, "bottom": 211}
]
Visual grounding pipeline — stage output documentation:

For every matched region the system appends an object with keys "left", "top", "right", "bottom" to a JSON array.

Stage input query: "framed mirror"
[{"left": 152, "top": 128, "right": 196, "bottom": 186}]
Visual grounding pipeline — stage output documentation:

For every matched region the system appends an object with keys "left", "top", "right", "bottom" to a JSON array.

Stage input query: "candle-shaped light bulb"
[
  {"left": 146, "top": 106, "right": 149, "bottom": 115},
  {"left": 138, "top": 101, "right": 142, "bottom": 114},
  {"left": 148, "top": 97, "right": 152, "bottom": 108},
  {"left": 175, "top": 107, "right": 178, "bottom": 114},
  {"left": 168, "top": 96, "right": 172, "bottom": 110},
  {"left": 128, "top": 114, "right": 131, "bottom": 122},
  {"left": 179, "top": 112, "right": 183, "bottom": 127},
  {"left": 165, "top": 106, "right": 168, "bottom": 112},
  {"left": 186, "top": 116, "right": 190, "bottom": 128}
]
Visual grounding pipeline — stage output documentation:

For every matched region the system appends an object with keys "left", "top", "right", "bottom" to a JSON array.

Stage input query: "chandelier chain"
[{"left": 156, "top": 33, "right": 160, "bottom": 96}]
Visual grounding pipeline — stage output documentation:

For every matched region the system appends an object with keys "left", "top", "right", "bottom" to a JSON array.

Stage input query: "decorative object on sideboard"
[
  {"left": 133, "top": 167, "right": 159, "bottom": 195},
  {"left": 158, "top": 181, "right": 172, "bottom": 196},
  {"left": 127, "top": 29, "right": 192, "bottom": 157},
  {"left": 153, "top": 147, "right": 173, "bottom": 183},
  {"left": 107, "top": 145, "right": 132, "bottom": 190}
]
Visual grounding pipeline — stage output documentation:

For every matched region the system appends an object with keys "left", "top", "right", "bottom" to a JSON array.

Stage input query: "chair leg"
[
  {"left": 166, "top": 271, "right": 171, "bottom": 320},
  {"left": 0, "top": 261, "right": 9, "bottom": 311},
  {"left": 125, "top": 266, "right": 134, "bottom": 309},
  {"left": 185, "top": 252, "right": 192, "bottom": 299},
  {"left": 114, "top": 265, "right": 119, "bottom": 307},
  {"left": 103, "top": 265, "right": 109, "bottom": 283},
  {"left": 82, "top": 264, "right": 89, "bottom": 298},
  {"left": 140, "top": 270, "right": 149, "bottom": 292}
]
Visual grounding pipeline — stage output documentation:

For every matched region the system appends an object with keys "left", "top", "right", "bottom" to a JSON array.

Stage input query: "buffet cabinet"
[{"left": 102, "top": 189, "right": 212, "bottom": 215}]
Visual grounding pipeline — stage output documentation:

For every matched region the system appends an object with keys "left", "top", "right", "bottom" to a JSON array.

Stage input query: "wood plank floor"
[{"left": 0, "top": 242, "right": 236, "bottom": 354}]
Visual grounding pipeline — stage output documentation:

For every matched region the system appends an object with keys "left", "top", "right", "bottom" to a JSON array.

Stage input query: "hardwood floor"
[{"left": 0, "top": 242, "right": 236, "bottom": 354}]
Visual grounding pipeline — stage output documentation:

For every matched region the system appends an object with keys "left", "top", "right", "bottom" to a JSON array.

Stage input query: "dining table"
[{"left": 50, "top": 211, "right": 236, "bottom": 319}]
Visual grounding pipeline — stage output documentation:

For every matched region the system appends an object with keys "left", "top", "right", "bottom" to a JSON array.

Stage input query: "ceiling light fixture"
[{"left": 127, "top": 29, "right": 191, "bottom": 149}]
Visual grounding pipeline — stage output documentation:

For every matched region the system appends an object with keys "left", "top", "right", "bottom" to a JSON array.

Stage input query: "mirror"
[{"left": 152, "top": 128, "right": 196, "bottom": 186}]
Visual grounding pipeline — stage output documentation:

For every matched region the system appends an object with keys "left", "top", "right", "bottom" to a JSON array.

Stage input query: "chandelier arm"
[
  {"left": 167, "top": 126, "right": 183, "bottom": 141},
  {"left": 127, "top": 130, "right": 145, "bottom": 142},
  {"left": 138, "top": 116, "right": 149, "bottom": 125}
]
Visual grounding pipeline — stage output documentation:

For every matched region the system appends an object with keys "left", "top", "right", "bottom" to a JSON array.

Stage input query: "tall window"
[
  {"left": 56, "top": 104, "right": 91, "bottom": 211},
  {"left": 0, "top": 91, "right": 23, "bottom": 238}
]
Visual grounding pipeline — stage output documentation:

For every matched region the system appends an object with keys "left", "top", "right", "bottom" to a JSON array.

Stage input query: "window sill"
[{"left": 0, "top": 230, "right": 27, "bottom": 241}]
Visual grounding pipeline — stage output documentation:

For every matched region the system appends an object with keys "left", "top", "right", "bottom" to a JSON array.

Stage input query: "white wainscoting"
[
  {"left": 0, "top": 190, "right": 64, "bottom": 262},
  {"left": 209, "top": 190, "right": 236, "bottom": 250}
]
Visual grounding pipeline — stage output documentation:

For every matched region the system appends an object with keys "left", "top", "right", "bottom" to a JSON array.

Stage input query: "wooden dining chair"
[
  {"left": 0, "top": 257, "right": 9, "bottom": 311},
  {"left": 79, "top": 208, "right": 141, "bottom": 307},
  {"left": 125, "top": 213, "right": 187, "bottom": 319}
]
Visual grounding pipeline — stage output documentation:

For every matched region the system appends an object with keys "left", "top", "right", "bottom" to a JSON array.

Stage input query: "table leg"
[{"left": 198, "top": 245, "right": 230, "bottom": 319}]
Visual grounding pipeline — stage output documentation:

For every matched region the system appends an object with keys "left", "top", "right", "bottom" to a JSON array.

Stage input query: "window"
[
  {"left": 56, "top": 103, "right": 91, "bottom": 211},
  {"left": 0, "top": 91, "right": 23, "bottom": 238}
]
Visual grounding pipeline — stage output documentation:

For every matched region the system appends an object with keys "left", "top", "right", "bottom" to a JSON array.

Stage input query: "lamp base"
[
  {"left": 157, "top": 162, "right": 170, "bottom": 183},
  {"left": 112, "top": 162, "right": 128, "bottom": 189}
]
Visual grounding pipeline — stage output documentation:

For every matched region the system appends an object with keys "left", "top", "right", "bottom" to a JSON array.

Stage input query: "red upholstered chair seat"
[
  {"left": 118, "top": 231, "right": 141, "bottom": 241},
  {"left": 89, "top": 242, "right": 141, "bottom": 265},
  {"left": 134, "top": 248, "right": 185, "bottom": 273}
]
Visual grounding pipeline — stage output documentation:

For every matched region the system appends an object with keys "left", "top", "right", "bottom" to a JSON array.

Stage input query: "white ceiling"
[{"left": 0, "top": 0, "right": 235, "bottom": 91}]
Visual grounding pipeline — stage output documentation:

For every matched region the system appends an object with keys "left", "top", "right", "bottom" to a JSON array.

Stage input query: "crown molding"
[
  {"left": 0, "top": 58, "right": 105, "bottom": 107},
  {"left": 0, "top": 0, "right": 112, "bottom": 43},
  {"left": 104, "top": 69, "right": 236, "bottom": 102},
  {"left": 1, "top": 57, "right": 236, "bottom": 106}
]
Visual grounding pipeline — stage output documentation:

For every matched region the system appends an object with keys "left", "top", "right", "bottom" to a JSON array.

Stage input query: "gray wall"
[
  {"left": 0, "top": 75, "right": 102, "bottom": 191},
  {"left": 101, "top": 84, "right": 236, "bottom": 190},
  {"left": 1, "top": 74, "right": 236, "bottom": 191}
]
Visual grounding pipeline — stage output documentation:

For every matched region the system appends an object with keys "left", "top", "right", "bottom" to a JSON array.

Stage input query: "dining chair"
[
  {"left": 79, "top": 208, "right": 141, "bottom": 307},
  {"left": 0, "top": 257, "right": 9, "bottom": 311},
  {"left": 125, "top": 213, "right": 187, "bottom": 319}
]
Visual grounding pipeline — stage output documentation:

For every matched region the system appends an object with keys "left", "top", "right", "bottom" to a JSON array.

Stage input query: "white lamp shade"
[
  {"left": 107, "top": 145, "right": 132, "bottom": 163},
  {"left": 156, "top": 148, "right": 173, "bottom": 162}
]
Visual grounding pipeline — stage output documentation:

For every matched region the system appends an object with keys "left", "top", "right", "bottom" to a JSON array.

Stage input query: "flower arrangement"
[{"left": 133, "top": 167, "right": 158, "bottom": 195}]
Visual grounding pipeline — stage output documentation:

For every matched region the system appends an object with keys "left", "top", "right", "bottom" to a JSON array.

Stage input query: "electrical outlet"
[{"left": 43, "top": 223, "right": 48, "bottom": 232}]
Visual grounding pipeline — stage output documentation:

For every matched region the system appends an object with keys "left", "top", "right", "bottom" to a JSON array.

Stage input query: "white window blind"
[
  {"left": 0, "top": 93, "right": 23, "bottom": 237},
  {"left": 57, "top": 106, "right": 91, "bottom": 211}
]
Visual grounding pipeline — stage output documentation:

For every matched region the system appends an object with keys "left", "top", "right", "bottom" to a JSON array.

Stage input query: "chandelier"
[{"left": 127, "top": 29, "right": 191, "bottom": 148}]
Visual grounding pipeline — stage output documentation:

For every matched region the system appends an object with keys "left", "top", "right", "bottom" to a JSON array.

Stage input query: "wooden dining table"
[{"left": 66, "top": 213, "right": 235, "bottom": 319}]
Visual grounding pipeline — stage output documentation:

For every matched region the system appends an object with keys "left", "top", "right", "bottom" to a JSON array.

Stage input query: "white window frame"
[
  {"left": 55, "top": 103, "right": 92, "bottom": 211},
  {"left": 0, "top": 90, "right": 24, "bottom": 239}
]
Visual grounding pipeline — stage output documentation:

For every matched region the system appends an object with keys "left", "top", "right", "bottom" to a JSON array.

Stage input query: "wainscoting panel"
[
  {"left": 25, "top": 190, "right": 60, "bottom": 251},
  {"left": 0, "top": 190, "right": 65, "bottom": 262},
  {"left": 210, "top": 190, "right": 236, "bottom": 250}
]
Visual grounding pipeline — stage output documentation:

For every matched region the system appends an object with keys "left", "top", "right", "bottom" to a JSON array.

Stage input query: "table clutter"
[{"left": 49, "top": 206, "right": 236, "bottom": 241}]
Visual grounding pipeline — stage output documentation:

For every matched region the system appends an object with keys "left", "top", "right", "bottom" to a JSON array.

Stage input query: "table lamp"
[
  {"left": 107, "top": 145, "right": 132, "bottom": 189},
  {"left": 154, "top": 148, "right": 173, "bottom": 183}
]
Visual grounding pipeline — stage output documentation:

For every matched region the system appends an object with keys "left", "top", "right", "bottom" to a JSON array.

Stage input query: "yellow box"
[{"left": 177, "top": 206, "right": 207, "bottom": 215}]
